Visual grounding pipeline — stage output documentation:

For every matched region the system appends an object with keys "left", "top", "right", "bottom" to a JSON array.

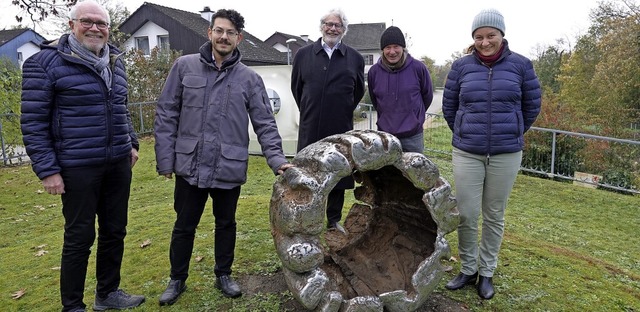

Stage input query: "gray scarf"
[
  {"left": 381, "top": 49, "right": 407, "bottom": 72},
  {"left": 68, "top": 34, "right": 112, "bottom": 88}
]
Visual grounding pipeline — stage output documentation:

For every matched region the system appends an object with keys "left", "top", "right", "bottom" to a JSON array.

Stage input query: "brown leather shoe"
[
  {"left": 445, "top": 272, "right": 478, "bottom": 290},
  {"left": 477, "top": 275, "right": 495, "bottom": 299}
]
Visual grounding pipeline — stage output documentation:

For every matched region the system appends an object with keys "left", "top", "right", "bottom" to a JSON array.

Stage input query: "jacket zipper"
[{"left": 487, "top": 67, "right": 493, "bottom": 164}]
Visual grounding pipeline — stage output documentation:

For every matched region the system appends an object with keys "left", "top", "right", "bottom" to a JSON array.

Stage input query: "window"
[
  {"left": 363, "top": 54, "right": 373, "bottom": 65},
  {"left": 135, "top": 36, "right": 150, "bottom": 55},
  {"left": 157, "top": 35, "right": 170, "bottom": 51},
  {"left": 266, "top": 88, "right": 281, "bottom": 115}
]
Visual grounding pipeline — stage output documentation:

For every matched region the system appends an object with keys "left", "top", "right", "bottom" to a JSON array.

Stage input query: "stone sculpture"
[{"left": 270, "top": 130, "right": 459, "bottom": 311}]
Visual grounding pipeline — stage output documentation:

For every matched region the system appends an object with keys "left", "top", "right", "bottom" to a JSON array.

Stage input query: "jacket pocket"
[
  {"left": 174, "top": 138, "right": 198, "bottom": 176},
  {"left": 181, "top": 76, "right": 207, "bottom": 107},
  {"left": 454, "top": 111, "right": 465, "bottom": 140},
  {"left": 216, "top": 143, "right": 249, "bottom": 184}
]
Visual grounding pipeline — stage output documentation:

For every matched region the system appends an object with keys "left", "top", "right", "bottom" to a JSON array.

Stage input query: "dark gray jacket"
[{"left": 155, "top": 42, "right": 287, "bottom": 189}]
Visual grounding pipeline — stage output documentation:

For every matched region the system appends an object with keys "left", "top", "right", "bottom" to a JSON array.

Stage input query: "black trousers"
[
  {"left": 59, "top": 158, "right": 131, "bottom": 311},
  {"left": 169, "top": 176, "right": 241, "bottom": 281},
  {"left": 327, "top": 188, "right": 345, "bottom": 225}
]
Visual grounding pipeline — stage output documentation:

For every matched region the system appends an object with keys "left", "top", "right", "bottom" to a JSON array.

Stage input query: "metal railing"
[
  {"left": 419, "top": 113, "right": 640, "bottom": 194},
  {"left": 355, "top": 108, "right": 639, "bottom": 194},
  {"left": 4, "top": 106, "right": 639, "bottom": 194},
  {"left": 0, "top": 113, "right": 27, "bottom": 166}
]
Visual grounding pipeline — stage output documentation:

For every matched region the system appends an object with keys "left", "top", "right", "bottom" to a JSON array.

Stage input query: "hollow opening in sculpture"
[{"left": 321, "top": 165, "right": 438, "bottom": 299}]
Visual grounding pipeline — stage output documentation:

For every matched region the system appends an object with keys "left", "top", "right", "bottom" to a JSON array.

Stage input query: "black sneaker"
[
  {"left": 93, "top": 289, "right": 145, "bottom": 311},
  {"left": 159, "top": 279, "right": 187, "bottom": 306},
  {"left": 215, "top": 275, "right": 242, "bottom": 298}
]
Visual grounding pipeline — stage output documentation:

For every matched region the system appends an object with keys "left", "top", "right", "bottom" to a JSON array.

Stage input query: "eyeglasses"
[
  {"left": 73, "top": 19, "right": 109, "bottom": 30},
  {"left": 323, "top": 22, "right": 343, "bottom": 29},
  {"left": 212, "top": 27, "right": 239, "bottom": 38}
]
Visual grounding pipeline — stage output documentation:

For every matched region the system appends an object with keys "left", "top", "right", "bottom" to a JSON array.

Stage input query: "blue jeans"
[{"left": 398, "top": 132, "right": 424, "bottom": 153}]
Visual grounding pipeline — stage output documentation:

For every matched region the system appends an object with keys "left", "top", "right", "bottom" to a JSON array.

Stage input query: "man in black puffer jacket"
[{"left": 20, "top": 1, "right": 144, "bottom": 311}]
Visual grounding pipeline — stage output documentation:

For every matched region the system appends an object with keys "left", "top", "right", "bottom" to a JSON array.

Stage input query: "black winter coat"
[{"left": 291, "top": 39, "right": 365, "bottom": 189}]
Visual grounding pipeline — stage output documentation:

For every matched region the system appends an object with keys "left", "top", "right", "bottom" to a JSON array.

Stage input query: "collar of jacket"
[
  {"left": 471, "top": 39, "right": 511, "bottom": 65},
  {"left": 312, "top": 37, "right": 347, "bottom": 56},
  {"left": 42, "top": 34, "right": 122, "bottom": 69},
  {"left": 199, "top": 41, "right": 241, "bottom": 70}
]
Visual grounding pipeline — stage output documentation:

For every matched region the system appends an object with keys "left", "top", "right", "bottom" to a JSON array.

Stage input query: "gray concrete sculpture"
[{"left": 270, "top": 130, "right": 459, "bottom": 311}]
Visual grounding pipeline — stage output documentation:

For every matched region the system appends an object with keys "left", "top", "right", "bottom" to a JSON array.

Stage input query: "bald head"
[{"left": 70, "top": 0, "right": 110, "bottom": 24}]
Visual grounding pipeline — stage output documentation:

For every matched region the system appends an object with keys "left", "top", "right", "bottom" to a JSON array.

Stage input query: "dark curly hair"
[{"left": 210, "top": 9, "right": 245, "bottom": 32}]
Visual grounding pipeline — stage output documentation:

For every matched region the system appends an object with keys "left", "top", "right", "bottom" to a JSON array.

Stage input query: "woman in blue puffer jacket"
[{"left": 442, "top": 8, "right": 541, "bottom": 300}]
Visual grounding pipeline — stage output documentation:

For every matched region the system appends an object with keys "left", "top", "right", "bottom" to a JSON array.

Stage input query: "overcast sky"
[{"left": 1, "top": 0, "right": 601, "bottom": 65}]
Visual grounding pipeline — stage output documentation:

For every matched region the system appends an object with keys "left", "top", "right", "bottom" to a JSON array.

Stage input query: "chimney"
[{"left": 200, "top": 6, "right": 214, "bottom": 23}]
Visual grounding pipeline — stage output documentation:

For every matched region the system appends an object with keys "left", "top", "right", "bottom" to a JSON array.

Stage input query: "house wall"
[
  {"left": 17, "top": 42, "right": 41, "bottom": 68},
  {"left": 123, "top": 21, "right": 168, "bottom": 52},
  {"left": 0, "top": 31, "right": 44, "bottom": 67},
  {"left": 0, "top": 44, "right": 19, "bottom": 64},
  {"left": 247, "top": 65, "right": 299, "bottom": 156}
]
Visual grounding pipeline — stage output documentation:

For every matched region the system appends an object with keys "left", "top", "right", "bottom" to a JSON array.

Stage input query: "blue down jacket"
[
  {"left": 442, "top": 40, "right": 541, "bottom": 156},
  {"left": 21, "top": 34, "right": 138, "bottom": 180}
]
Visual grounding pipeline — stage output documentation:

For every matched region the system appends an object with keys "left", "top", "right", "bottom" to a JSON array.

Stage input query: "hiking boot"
[
  {"left": 159, "top": 279, "right": 187, "bottom": 306},
  {"left": 93, "top": 289, "right": 145, "bottom": 311},
  {"left": 215, "top": 275, "right": 242, "bottom": 298}
]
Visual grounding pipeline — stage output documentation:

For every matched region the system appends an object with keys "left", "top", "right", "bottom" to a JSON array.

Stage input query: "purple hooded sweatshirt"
[{"left": 367, "top": 53, "right": 433, "bottom": 138}]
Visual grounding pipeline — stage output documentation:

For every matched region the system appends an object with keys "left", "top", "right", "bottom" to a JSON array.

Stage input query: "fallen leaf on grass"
[
  {"left": 448, "top": 256, "right": 458, "bottom": 262},
  {"left": 11, "top": 288, "right": 26, "bottom": 300},
  {"left": 32, "top": 244, "right": 47, "bottom": 250},
  {"left": 36, "top": 190, "right": 44, "bottom": 194},
  {"left": 195, "top": 256, "right": 204, "bottom": 262},
  {"left": 140, "top": 239, "right": 152, "bottom": 248},
  {"left": 34, "top": 250, "right": 48, "bottom": 257},
  {"left": 51, "top": 266, "right": 61, "bottom": 270}
]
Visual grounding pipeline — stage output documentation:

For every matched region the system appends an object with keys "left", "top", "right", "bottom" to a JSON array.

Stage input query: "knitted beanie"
[
  {"left": 471, "top": 8, "right": 505, "bottom": 37},
  {"left": 380, "top": 26, "right": 406, "bottom": 49}
]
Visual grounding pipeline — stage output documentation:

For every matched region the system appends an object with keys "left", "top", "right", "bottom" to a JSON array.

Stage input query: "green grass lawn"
[{"left": 1, "top": 136, "right": 638, "bottom": 311}]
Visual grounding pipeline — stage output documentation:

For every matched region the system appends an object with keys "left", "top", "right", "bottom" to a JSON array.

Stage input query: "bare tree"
[
  {"left": 11, "top": 0, "right": 77, "bottom": 25},
  {"left": 13, "top": 0, "right": 130, "bottom": 48}
]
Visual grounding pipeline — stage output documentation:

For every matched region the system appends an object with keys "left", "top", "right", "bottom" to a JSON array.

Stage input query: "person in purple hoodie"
[{"left": 367, "top": 26, "right": 433, "bottom": 152}]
